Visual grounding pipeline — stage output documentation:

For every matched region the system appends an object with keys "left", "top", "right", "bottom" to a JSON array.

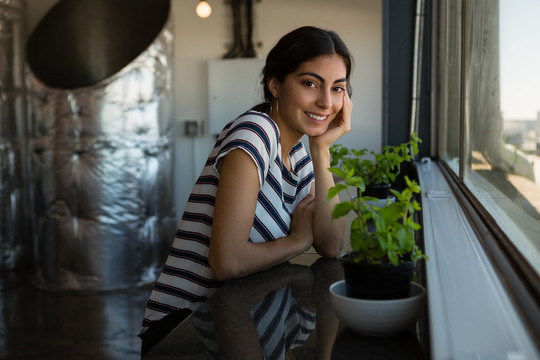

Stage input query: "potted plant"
[
  {"left": 330, "top": 133, "right": 421, "bottom": 201},
  {"left": 327, "top": 134, "right": 427, "bottom": 300}
]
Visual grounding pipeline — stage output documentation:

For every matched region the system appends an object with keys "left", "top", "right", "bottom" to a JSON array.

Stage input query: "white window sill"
[{"left": 416, "top": 159, "right": 539, "bottom": 360}]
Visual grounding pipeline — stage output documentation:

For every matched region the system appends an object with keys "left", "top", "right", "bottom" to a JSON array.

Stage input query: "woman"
[{"left": 140, "top": 25, "right": 353, "bottom": 355}]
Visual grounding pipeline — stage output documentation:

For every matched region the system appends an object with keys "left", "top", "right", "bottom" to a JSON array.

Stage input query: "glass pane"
[
  {"left": 464, "top": 0, "right": 540, "bottom": 276},
  {"left": 438, "top": 0, "right": 462, "bottom": 174}
]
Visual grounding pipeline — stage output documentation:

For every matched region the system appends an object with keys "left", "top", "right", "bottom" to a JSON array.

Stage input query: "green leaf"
[
  {"left": 350, "top": 229, "right": 363, "bottom": 252},
  {"left": 328, "top": 167, "right": 347, "bottom": 178},
  {"left": 373, "top": 212, "right": 385, "bottom": 231},
  {"left": 350, "top": 217, "right": 362, "bottom": 231},
  {"left": 408, "top": 219, "right": 421, "bottom": 230},
  {"left": 331, "top": 202, "right": 353, "bottom": 219},
  {"left": 377, "top": 203, "right": 404, "bottom": 225},
  {"left": 388, "top": 251, "right": 399, "bottom": 266},
  {"left": 327, "top": 183, "right": 348, "bottom": 200},
  {"left": 396, "top": 227, "right": 407, "bottom": 249},
  {"left": 404, "top": 176, "right": 421, "bottom": 193}
]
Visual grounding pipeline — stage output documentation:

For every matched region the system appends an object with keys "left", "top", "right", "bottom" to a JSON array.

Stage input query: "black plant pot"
[
  {"left": 339, "top": 253, "right": 413, "bottom": 300},
  {"left": 364, "top": 184, "right": 392, "bottom": 199}
]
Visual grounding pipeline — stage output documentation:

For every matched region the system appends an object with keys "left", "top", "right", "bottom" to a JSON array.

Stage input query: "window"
[{"left": 436, "top": 0, "right": 540, "bottom": 341}]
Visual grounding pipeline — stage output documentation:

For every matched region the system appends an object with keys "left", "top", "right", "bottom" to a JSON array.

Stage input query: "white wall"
[{"left": 25, "top": 0, "right": 382, "bottom": 216}]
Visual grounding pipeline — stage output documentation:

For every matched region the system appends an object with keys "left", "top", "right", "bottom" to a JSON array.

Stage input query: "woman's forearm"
[
  {"left": 209, "top": 233, "right": 312, "bottom": 282},
  {"left": 309, "top": 145, "right": 345, "bottom": 258}
]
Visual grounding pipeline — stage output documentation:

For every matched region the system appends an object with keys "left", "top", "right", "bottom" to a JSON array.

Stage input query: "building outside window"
[
  {"left": 435, "top": 0, "right": 540, "bottom": 344},
  {"left": 438, "top": 0, "right": 540, "bottom": 278}
]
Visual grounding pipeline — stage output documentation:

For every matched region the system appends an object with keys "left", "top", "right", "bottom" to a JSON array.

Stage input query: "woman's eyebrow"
[{"left": 297, "top": 71, "right": 347, "bottom": 84}]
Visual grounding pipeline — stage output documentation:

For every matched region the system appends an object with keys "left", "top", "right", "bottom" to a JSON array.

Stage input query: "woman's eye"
[
  {"left": 334, "top": 86, "right": 345, "bottom": 93},
  {"left": 303, "top": 80, "right": 317, "bottom": 88}
]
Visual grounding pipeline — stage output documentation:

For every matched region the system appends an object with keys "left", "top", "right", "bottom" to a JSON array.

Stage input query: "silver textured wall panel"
[
  {"left": 0, "top": 0, "right": 32, "bottom": 272},
  {"left": 26, "top": 0, "right": 175, "bottom": 292}
]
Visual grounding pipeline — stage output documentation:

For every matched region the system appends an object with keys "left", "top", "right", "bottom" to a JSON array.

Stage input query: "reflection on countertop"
[{"left": 0, "top": 253, "right": 428, "bottom": 360}]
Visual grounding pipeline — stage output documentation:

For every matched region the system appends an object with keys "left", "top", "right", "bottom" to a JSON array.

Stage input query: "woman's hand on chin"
[{"left": 310, "top": 91, "right": 353, "bottom": 150}]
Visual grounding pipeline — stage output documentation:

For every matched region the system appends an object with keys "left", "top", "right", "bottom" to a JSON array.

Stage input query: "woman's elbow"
[
  {"left": 314, "top": 226, "right": 345, "bottom": 258},
  {"left": 208, "top": 254, "right": 238, "bottom": 282},
  {"left": 315, "top": 238, "right": 344, "bottom": 259}
]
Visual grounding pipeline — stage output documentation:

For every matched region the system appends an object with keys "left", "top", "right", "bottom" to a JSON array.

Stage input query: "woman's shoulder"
[
  {"left": 234, "top": 110, "right": 277, "bottom": 128},
  {"left": 228, "top": 110, "right": 280, "bottom": 143}
]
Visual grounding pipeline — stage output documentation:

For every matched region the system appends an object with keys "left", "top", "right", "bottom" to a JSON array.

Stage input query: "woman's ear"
[{"left": 267, "top": 77, "right": 280, "bottom": 99}]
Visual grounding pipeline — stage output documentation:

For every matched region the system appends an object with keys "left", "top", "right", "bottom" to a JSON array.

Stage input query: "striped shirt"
[
  {"left": 191, "top": 284, "right": 316, "bottom": 360},
  {"left": 141, "top": 111, "right": 315, "bottom": 333}
]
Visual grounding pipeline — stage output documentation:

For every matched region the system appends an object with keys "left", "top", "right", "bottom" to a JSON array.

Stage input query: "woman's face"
[{"left": 269, "top": 54, "right": 348, "bottom": 141}]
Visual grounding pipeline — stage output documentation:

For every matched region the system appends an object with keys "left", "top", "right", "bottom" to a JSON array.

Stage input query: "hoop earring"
[
  {"left": 272, "top": 99, "right": 279, "bottom": 119},
  {"left": 270, "top": 98, "right": 279, "bottom": 119}
]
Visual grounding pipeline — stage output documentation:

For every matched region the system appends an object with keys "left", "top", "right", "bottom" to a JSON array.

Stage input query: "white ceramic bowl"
[{"left": 329, "top": 280, "right": 426, "bottom": 337}]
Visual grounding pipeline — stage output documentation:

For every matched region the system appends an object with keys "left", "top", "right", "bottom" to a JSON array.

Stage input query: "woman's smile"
[{"left": 305, "top": 112, "right": 330, "bottom": 121}]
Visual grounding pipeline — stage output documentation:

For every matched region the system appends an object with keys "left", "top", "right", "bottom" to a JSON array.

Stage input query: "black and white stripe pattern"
[
  {"left": 141, "top": 111, "right": 314, "bottom": 333},
  {"left": 192, "top": 285, "right": 316, "bottom": 360}
]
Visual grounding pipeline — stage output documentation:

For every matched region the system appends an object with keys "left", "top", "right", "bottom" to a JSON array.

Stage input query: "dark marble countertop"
[{"left": 145, "top": 257, "right": 428, "bottom": 360}]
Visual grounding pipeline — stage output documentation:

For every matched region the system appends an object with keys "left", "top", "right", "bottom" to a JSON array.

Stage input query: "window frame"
[{"left": 433, "top": 0, "right": 540, "bottom": 346}]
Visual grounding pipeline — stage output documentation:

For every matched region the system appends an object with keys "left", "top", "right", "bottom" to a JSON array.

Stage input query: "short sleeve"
[{"left": 214, "top": 112, "right": 280, "bottom": 187}]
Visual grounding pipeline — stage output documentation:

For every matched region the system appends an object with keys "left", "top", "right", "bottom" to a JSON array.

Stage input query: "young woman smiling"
[{"left": 140, "top": 26, "right": 354, "bottom": 355}]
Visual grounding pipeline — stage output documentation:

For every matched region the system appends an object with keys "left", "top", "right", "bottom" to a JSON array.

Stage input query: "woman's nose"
[{"left": 316, "top": 89, "right": 332, "bottom": 109}]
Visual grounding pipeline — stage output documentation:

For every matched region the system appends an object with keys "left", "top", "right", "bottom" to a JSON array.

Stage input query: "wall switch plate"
[{"left": 185, "top": 120, "right": 199, "bottom": 137}]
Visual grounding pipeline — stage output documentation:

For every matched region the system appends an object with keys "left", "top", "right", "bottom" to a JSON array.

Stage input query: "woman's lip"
[{"left": 305, "top": 112, "right": 329, "bottom": 121}]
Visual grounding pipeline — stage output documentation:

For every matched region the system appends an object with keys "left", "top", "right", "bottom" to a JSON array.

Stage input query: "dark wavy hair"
[{"left": 253, "top": 26, "right": 354, "bottom": 113}]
